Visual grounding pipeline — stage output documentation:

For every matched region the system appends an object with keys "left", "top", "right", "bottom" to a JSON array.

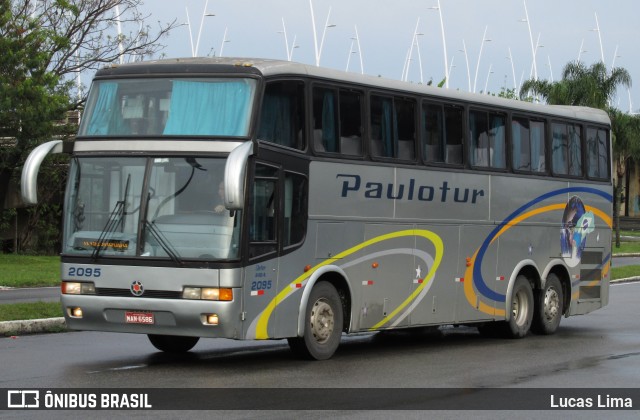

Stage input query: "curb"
[{"left": 0, "top": 317, "right": 66, "bottom": 336}]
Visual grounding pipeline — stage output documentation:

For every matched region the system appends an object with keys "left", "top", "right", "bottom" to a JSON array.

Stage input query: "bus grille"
[{"left": 95, "top": 287, "right": 182, "bottom": 299}]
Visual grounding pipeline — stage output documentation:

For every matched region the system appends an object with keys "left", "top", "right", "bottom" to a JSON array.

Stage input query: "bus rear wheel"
[
  {"left": 288, "top": 282, "right": 343, "bottom": 360},
  {"left": 531, "top": 274, "right": 563, "bottom": 335},
  {"left": 148, "top": 334, "right": 199, "bottom": 353},
  {"left": 505, "top": 275, "right": 534, "bottom": 338}
]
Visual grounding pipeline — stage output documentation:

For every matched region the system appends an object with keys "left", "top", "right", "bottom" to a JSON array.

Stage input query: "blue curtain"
[
  {"left": 381, "top": 99, "right": 393, "bottom": 157},
  {"left": 469, "top": 112, "right": 479, "bottom": 165},
  {"left": 490, "top": 115, "right": 505, "bottom": 168},
  {"left": 163, "top": 80, "right": 251, "bottom": 136},
  {"left": 512, "top": 121, "right": 522, "bottom": 170},
  {"left": 321, "top": 91, "right": 337, "bottom": 152},
  {"left": 531, "top": 122, "right": 544, "bottom": 171},
  {"left": 258, "top": 93, "right": 292, "bottom": 146},
  {"left": 85, "top": 82, "right": 123, "bottom": 135}
]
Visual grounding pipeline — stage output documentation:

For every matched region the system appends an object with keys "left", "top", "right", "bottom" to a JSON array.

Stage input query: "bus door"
[
  {"left": 242, "top": 158, "right": 309, "bottom": 339},
  {"left": 243, "top": 162, "right": 280, "bottom": 338}
]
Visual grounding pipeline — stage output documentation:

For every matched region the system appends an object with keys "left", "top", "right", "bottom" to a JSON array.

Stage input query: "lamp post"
[
  {"left": 611, "top": 45, "right": 620, "bottom": 69},
  {"left": 507, "top": 48, "right": 517, "bottom": 93},
  {"left": 309, "top": 0, "right": 336, "bottom": 67},
  {"left": 483, "top": 63, "right": 493, "bottom": 94},
  {"left": 429, "top": 0, "right": 449, "bottom": 88},
  {"left": 402, "top": 18, "right": 422, "bottom": 82},
  {"left": 184, "top": 1, "right": 215, "bottom": 57},
  {"left": 346, "top": 26, "right": 363, "bottom": 74},
  {"left": 529, "top": 33, "right": 543, "bottom": 79},
  {"left": 278, "top": 19, "right": 299, "bottom": 61},
  {"left": 590, "top": 12, "right": 605, "bottom": 64},
  {"left": 115, "top": 4, "right": 124, "bottom": 64},
  {"left": 520, "top": 0, "right": 537, "bottom": 80},
  {"left": 219, "top": 27, "right": 230, "bottom": 57},
  {"left": 577, "top": 39, "right": 587, "bottom": 63},
  {"left": 459, "top": 40, "right": 471, "bottom": 92},
  {"left": 472, "top": 26, "right": 491, "bottom": 93}
]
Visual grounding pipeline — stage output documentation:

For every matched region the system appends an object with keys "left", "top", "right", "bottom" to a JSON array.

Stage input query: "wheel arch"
[
  {"left": 505, "top": 260, "right": 540, "bottom": 322},
  {"left": 295, "top": 265, "right": 352, "bottom": 337}
]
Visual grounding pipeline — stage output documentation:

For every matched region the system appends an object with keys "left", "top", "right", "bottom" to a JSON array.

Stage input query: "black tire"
[
  {"left": 531, "top": 274, "right": 563, "bottom": 335},
  {"left": 148, "top": 334, "right": 199, "bottom": 353},
  {"left": 504, "top": 275, "right": 534, "bottom": 338},
  {"left": 287, "top": 282, "right": 343, "bottom": 360}
]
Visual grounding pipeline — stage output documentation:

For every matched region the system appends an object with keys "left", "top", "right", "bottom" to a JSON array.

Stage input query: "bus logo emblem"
[{"left": 131, "top": 281, "right": 144, "bottom": 297}]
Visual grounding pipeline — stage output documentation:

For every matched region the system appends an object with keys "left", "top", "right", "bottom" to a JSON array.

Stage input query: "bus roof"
[{"left": 96, "top": 57, "right": 611, "bottom": 126}]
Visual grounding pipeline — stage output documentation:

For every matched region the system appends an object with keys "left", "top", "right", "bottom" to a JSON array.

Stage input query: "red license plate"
[{"left": 125, "top": 311, "right": 154, "bottom": 324}]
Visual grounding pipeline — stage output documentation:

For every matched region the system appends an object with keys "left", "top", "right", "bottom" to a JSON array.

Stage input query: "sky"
[{"left": 127, "top": 0, "right": 639, "bottom": 112}]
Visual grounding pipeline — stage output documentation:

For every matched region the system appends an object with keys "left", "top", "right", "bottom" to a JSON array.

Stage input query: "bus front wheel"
[
  {"left": 148, "top": 334, "right": 199, "bottom": 353},
  {"left": 288, "top": 282, "right": 343, "bottom": 360}
]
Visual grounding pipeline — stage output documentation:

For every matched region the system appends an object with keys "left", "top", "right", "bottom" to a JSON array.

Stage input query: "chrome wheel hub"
[{"left": 310, "top": 298, "right": 334, "bottom": 343}]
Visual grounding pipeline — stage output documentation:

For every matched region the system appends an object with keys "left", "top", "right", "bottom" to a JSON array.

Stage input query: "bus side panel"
[
  {"left": 409, "top": 224, "right": 460, "bottom": 326},
  {"left": 456, "top": 225, "right": 499, "bottom": 322}
]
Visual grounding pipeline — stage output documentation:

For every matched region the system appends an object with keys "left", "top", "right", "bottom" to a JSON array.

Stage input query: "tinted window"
[
  {"left": 512, "top": 117, "right": 546, "bottom": 173},
  {"left": 258, "top": 81, "right": 305, "bottom": 149},
  {"left": 469, "top": 109, "right": 506, "bottom": 169},
  {"left": 552, "top": 122, "right": 582, "bottom": 176},
  {"left": 586, "top": 127, "right": 609, "bottom": 179},
  {"left": 370, "top": 95, "right": 415, "bottom": 160}
]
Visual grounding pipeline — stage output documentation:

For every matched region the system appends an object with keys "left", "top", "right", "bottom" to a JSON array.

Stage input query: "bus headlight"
[
  {"left": 183, "top": 287, "right": 233, "bottom": 301},
  {"left": 62, "top": 282, "right": 96, "bottom": 295}
]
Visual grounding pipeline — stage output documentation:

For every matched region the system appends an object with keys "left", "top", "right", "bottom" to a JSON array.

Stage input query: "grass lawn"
[
  {"left": 0, "top": 254, "right": 59, "bottom": 287},
  {"left": 612, "top": 241, "right": 640, "bottom": 254},
  {"left": 611, "top": 265, "right": 640, "bottom": 281},
  {"left": 0, "top": 301, "right": 63, "bottom": 321}
]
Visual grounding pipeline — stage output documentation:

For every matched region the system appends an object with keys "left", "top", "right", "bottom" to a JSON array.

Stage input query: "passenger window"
[
  {"left": 469, "top": 109, "right": 506, "bottom": 169},
  {"left": 586, "top": 127, "right": 609, "bottom": 179},
  {"left": 370, "top": 95, "right": 415, "bottom": 160},
  {"left": 249, "top": 164, "right": 278, "bottom": 259},
  {"left": 422, "top": 102, "right": 464, "bottom": 164},
  {"left": 312, "top": 87, "right": 363, "bottom": 156},
  {"left": 552, "top": 122, "right": 582, "bottom": 177},
  {"left": 283, "top": 172, "right": 307, "bottom": 247},
  {"left": 512, "top": 117, "right": 546, "bottom": 173},
  {"left": 258, "top": 81, "right": 305, "bottom": 150}
]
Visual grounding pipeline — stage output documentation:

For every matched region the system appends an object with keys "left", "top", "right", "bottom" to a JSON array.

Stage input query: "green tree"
[
  {"left": 0, "top": 0, "right": 177, "bottom": 252},
  {"left": 520, "top": 61, "right": 635, "bottom": 246},
  {"left": 609, "top": 110, "right": 640, "bottom": 246},
  {"left": 519, "top": 61, "right": 632, "bottom": 108}
]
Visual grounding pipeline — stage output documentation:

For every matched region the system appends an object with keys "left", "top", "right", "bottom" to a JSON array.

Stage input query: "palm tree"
[
  {"left": 519, "top": 61, "right": 631, "bottom": 108},
  {"left": 521, "top": 61, "right": 634, "bottom": 246}
]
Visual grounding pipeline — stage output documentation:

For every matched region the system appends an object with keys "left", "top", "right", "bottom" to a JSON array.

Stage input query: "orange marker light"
[
  {"left": 466, "top": 257, "right": 472, "bottom": 267},
  {"left": 372, "top": 262, "right": 379, "bottom": 269},
  {"left": 304, "top": 265, "right": 312, "bottom": 272}
]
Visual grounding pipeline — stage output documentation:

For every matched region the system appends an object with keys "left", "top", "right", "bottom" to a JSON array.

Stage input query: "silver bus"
[{"left": 22, "top": 58, "right": 612, "bottom": 360}]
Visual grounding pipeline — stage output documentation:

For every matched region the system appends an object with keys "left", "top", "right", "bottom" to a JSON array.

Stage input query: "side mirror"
[
  {"left": 223, "top": 141, "right": 253, "bottom": 210},
  {"left": 21, "top": 140, "right": 68, "bottom": 205}
]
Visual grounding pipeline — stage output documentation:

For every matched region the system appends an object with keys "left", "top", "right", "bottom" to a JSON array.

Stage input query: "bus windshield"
[
  {"left": 64, "top": 156, "right": 241, "bottom": 261},
  {"left": 78, "top": 78, "right": 257, "bottom": 137}
]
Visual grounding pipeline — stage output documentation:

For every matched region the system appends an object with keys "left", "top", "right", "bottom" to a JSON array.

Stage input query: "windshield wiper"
[
  {"left": 142, "top": 220, "right": 183, "bottom": 266},
  {"left": 91, "top": 174, "right": 130, "bottom": 260}
]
